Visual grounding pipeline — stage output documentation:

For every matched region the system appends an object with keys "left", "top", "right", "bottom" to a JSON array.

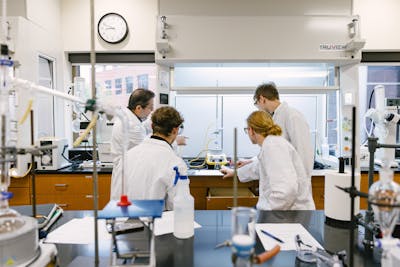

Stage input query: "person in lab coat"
[
  {"left": 110, "top": 88, "right": 155, "bottom": 200},
  {"left": 254, "top": 82, "right": 314, "bottom": 177},
  {"left": 124, "top": 106, "right": 187, "bottom": 210},
  {"left": 221, "top": 111, "right": 315, "bottom": 210},
  {"left": 237, "top": 82, "right": 314, "bottom": 182}
]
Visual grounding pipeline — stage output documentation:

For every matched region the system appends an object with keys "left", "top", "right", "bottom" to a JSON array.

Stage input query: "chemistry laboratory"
[{"left": 1, "top": 0, "right": 400, "bottom": 266}]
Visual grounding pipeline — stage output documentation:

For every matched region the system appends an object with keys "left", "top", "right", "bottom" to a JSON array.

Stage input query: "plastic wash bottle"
[{"left": 173, "top": 166, "right": 194, "bottom": 239}]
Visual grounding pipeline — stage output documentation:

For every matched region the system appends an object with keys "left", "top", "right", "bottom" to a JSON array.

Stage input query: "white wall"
[
  {"left": 160, "top": 0, "right": 351, "bottom": 16},
  {"left": 354, "top": 0, "right": 400, "bottom": 50},
  {"left": 5, "top": 0, "right": 65, "bottom": 174},
  {"left": 61, "top": 0, "right": 157, "bottom": 52}
]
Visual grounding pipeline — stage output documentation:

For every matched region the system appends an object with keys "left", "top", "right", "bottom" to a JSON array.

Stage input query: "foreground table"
[{"left": 14, "top": 206, "right": 380, "bottom": 267}]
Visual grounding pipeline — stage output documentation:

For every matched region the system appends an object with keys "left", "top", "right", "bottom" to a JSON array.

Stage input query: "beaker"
[{"left": 231, "top": 207, "right": 257, "bottom": 267}]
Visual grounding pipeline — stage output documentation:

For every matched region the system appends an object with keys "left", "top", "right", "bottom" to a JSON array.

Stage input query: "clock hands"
[{"left": 102, "top": 22, "right": 115, "bottom": 30}]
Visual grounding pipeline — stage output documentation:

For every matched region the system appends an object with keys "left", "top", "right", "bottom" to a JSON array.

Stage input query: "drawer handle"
[
  {"left": 54, "top": 184, "right": 68, "bottom": 187},
  {"left": 84, "top": 175, "right": 93, "bottom": 179},
  {"left": 85, "top": 195, "right": 93, "bottom": 198},
  {"left": 58, "top": 204, "right": 68, "bottom": 208}
]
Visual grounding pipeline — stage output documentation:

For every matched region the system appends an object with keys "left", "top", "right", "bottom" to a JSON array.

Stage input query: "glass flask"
[
  {"left": 231, "top": 207, "right": 257, "bottom": 267},
  {"left": 368, "top": 167, "right": 400, "bottom": 265}
]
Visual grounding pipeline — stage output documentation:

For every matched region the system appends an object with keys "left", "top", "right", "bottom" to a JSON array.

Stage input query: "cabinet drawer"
[
  {"left": 36, "top": 194, "right": 109, "bottom": 210},
  {"left": 9, "top": 187, "right": 30, "bottom": 206},
  {"left": 10, "top": 177, "right": 30, "bottom": 187},
  {"left": 35, "top": 174, "right": 111, "bottom": 195},
  {"left": 206, "top": 188, "right": 258, "bottom": 210}
]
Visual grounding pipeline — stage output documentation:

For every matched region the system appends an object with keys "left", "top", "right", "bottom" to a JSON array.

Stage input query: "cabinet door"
[
  {"left": 312, "top": 176, "right": 324, "bottom": 210},
  {"left": 36, "top": 194, "right": 109, "bottom": 210},
  {"left": 35, "top": 173, "right": 111, "bottom": 210}
]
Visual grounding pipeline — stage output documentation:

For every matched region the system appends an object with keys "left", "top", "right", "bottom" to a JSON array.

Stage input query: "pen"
[{"left": 261, "top": 229, "right": 284, "bottom": 243}]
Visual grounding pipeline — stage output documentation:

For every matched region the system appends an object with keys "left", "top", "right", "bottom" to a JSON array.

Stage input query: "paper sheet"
[
  {"left": 194, "top": 169, "right": 223, "bottom": 176},
  {"left": 153, "top": 211, "right": 201, "bottom": 236},
  {"left": 45, "top": 217, "right": 111, "bottom": 244},
  {"left": 255, "top": 223, "right": 323, "bottom": 251}
]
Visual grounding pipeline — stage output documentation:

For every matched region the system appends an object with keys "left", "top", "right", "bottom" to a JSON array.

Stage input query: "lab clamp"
[
  {"left": 0, "top": 34, "right": 151, "bottom": 264},
  {"left": 338, "top": 106, "right": 400, "bottom": 267},
  {"left": 156, "top": 16, "right": 170, "bottom": 59}
]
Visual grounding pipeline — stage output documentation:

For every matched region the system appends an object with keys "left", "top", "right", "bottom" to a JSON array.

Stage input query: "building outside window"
[
  {"left": 138, "top": 74, "right": 149, "bottom": 89},
  {"left": 125, "top": 76, "right": 134, "bottom": 94},
  {"left": 104, "top": 80, "right": 112, "bottom": 96},
  {"left": 115, "top": 78, "right": 122, "bottom": 95},
  {"left": 71, "top": 63, "right": 156, "bottom": 144}
]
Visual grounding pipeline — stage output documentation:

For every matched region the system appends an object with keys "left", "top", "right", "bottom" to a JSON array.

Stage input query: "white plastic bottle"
[
  {"left": 173, "top": 167, "right": 194, "bottom": 239},
  {"left": 321, "top": 137, "right": 329, "bottom": 159}
]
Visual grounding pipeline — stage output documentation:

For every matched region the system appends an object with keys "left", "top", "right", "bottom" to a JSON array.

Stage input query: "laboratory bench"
[
  {"left": 12, "top": 205, "right": 380, "bottom": 267},
  {"left": 9, "top": 166, "right": 400, "bottom": 211}
]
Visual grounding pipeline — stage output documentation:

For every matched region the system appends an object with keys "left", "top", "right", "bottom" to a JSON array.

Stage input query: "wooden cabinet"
[
  {"left": 189, "top": 174, "right": 258, "bottom": 210},
  {"left": 311, "top": 176, "right": 325, "bottom": 210},
  {"left": 10, "top": 170, "right": 365, "bottom": 211},
  {"left": 206, "top": 188, "right": 258, "bottom": 210},
  {"left": 9, "top": 176, "right": 31, "bottom": 206},
  {"left": 35, "top": 173, "right": 111, "bottom": 210}
]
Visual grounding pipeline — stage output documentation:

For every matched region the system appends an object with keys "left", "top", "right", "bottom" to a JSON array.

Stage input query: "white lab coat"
[
  {"left": 124, "top": 138, "right": 188, "bottom": 210},
  {"left": 238, "top": 135, "right": 315, "bottom": 210},
  {"left": 110, "top": 108, "right": 151, "bottom": 200},
  {"left": 237, "top": 102, "right": 314, "bottom": 183},
  {"left": 273, "top": 102, "right": 314, "bottom": 179}
]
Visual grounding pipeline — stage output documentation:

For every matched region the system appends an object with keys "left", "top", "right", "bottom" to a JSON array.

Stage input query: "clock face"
[{"left": 98, "top": 13, "right": 128, "bottom": 44}]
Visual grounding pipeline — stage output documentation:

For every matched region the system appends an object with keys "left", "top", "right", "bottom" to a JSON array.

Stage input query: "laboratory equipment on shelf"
[
  {"left": 99, "top": 200, "right": 164, "bottom": 267},
  {"left": 206, "top": 149, "right": 228, "bottom": 169},
  {"left": 36, "top": 137, "right": 69, "bottom": 170},
  {"left": 0, "top": 14, "right": 57, "bottom": 264},
  {"left": 364, "top": 84, "right": 400, "bottom": 168},
  {"left": 368, "top": 166, "right": 400, "bottom": 267}
]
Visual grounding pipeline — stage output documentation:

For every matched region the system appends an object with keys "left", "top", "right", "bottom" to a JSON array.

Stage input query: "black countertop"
[
  {"left": 12, "top": 206, "right": 380, "bottom": 267},
  {"left": 34, "top": 165, "right": 113, "bottom": 174}
]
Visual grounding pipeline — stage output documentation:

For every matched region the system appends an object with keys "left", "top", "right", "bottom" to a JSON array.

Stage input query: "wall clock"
[{"left": 98, "top": 13, "right": 128, "bottom": 44}]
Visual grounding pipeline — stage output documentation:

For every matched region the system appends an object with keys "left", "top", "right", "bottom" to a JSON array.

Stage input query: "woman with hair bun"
[{"left": 221, "top": 111, "right": 315, "bottom": 210}]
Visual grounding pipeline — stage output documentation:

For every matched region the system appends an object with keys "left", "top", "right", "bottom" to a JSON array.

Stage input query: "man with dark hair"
[
  {"left": 253, "top": 82, "right": 313, "bottom": 178},
  {"left": 110, "top": 88, "right": 155, "bottom": 200},
  {"left": 124, "top": 106, "right": 187, "bottom": 210},
  {"left": 237, "top": 82, "right": 314, "bottom": 184}
]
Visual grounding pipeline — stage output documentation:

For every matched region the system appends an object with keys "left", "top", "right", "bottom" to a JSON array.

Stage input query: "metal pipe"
[
  {"left": 364, "top": 136, "right": 378, "bottom": 251},
  {"left": 30, "top": 110, "right": 36, "bottom": 218},
  {"left": 89, "top": 0, "right": 99, "bottom": 266},
  {"left": 12, "top": 78, "right": 86, "bottom": 104},
  {"left": 233, "top": 128, "right": 237, "bottom": 208},
  {"left": 349, "top": 106, "right": 356, "bottom": 267}
]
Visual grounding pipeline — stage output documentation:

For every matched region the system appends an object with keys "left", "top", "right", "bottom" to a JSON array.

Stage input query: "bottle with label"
[{"left": 173, "top": 166, "right": 194, "bottom": 239}]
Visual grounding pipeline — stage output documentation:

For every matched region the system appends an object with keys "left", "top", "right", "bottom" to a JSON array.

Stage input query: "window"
[
  {"left": 125, "top": 76, "right": 134, "bottom": 93},
  {"left": 104, "top": 80, "right": 112, "bottom": 96},
  {"left": 174, "top": 94, "right": 326, "bottom": 159},
  {"left": 71, "top": 63, "right": 156, "bottom": 144},
  {"left": 36, "top": 55, "right": 55, "bottom": 139},
  {"left": 138, "top": 74, "right": 149, "bottom": 89},
  {"left": 115, "top": 78, "right": 122, "bottom": 95},
  {"left": 359, "top": 65, "right": 400, "bottom": 144},
  {"left": 171, "top": 63, "right": 339, "bottom": 160}
]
